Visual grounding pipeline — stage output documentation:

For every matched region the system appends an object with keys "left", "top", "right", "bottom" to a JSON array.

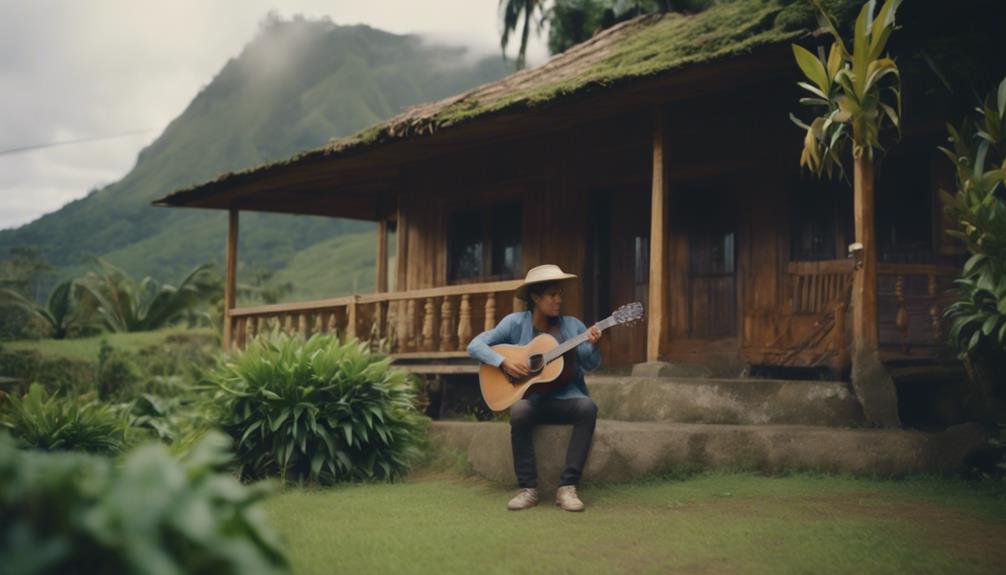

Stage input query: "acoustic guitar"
[{"left": 478, "top": 302, "right": 644, "bottom": 411}]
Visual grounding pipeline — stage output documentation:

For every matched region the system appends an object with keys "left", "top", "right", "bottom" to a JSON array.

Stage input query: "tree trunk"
[{"left": 850, "top": 153, "right": 900, "bottom": 427}]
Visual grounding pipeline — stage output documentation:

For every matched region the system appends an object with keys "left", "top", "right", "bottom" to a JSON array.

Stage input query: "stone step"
[
  {"left": 586, "top": 375, "right": 865, "bottom": 426},
  {"left": 429, "top": 420, "right": 988, "bottom": 492}
]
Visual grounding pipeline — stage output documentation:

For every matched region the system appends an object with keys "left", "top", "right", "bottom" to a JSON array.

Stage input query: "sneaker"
[
  {"left": 555, "top": 485, "right": 585, "bottom": 512},
  {"left": 507, "top": 488, "right": 539, "bottom": 510}
]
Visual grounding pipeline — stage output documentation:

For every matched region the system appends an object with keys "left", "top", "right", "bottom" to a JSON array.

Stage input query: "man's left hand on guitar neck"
[{"left": 585, "top": 324, "right": 602, "bottom": 344}]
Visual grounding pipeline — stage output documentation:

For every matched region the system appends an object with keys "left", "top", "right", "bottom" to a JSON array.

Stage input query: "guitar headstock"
[{"left": 611, "top": 301, "right": 644, "bottom": 327}]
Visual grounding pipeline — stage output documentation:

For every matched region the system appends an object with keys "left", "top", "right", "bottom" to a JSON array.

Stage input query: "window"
[
  {"left": 448, "top": 201, "right": 522, "bottom": 282},
  {"left": 790, "top": 177, "right": 852, "bottom": 261}
]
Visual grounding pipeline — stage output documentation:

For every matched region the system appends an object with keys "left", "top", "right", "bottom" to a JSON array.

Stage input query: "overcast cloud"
[{"left": 0, "top": 0, "right": 549, "bottom": 230}]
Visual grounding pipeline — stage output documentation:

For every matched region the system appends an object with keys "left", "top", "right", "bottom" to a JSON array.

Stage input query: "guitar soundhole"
[{"left": 527, "top": 354, "right": 545, "bottom": 373}]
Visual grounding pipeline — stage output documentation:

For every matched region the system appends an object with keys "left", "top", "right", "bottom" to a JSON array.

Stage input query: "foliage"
[
  {"left": 206, "top": 330, "right": 429, "bottom": 484},
  {"left": 0, "top": 348, "right": 96, "bottom": 396},
  {"left": 77, "top": 256, "right": 220, "bottom": 333},
  {"left": 94, "top": 339, "right": 143, "bottom": 401},
  {"left": 941, "top": 76, "right": 1006, "bottom": 355},
  {"left": 0, "top": 384, "right": 131, "bottom": 455},
  {"left": 0, "top": 431, "right": 290, "bottom": 575},
  {"left": 0, "top": 278, "right": 96, "bottom": 340},
  {"left": 237, "top": 268, "right": 295, "bottom": 305},
  {"left": 0, "top": 247, "right": 54, "bottom": 340},
  {"left": 791, "top": 0, "right": 902, "bottom": 178}
]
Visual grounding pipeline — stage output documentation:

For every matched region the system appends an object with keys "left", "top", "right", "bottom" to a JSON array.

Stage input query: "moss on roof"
[{"left": 157, "top": 0, "right": 859, "bottom": 205}]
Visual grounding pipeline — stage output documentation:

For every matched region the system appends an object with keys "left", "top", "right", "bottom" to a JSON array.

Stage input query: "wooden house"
[{"left": 153, "top": 2, "right": 982, "bottom": 392}]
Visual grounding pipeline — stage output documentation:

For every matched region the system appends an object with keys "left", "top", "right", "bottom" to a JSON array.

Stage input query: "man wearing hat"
[{"left": 467, "top": 264, "right": 602, "bottom": 512}]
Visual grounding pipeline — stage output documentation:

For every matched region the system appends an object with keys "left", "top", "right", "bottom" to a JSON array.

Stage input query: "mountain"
[{"left": 0, "top": 15, "right": 512, "bottom": 302}]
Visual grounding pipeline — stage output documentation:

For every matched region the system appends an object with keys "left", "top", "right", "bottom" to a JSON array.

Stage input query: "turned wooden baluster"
[
  {"left": 440, "top": 296, "right": 455, "bottom": 351},
  {"left": 894, "top": 274, "right": 909, "bottom": 353},
  {"left": 313, "top": 312, "right": 323, "bottom": 335},
  {"left": 396, "top": 300, "right": 409, "bottom": 352},
  {"left": 326, "top": 310, "right": 339, "bottom": 339},
  {"left": 298, "top": 313, "right": 309, "bottom": 338},
  {"left": 247, "top": 315, "right": 258, "bottom": 344},
  {"left": 407, "top": 299, "right": 418, "bottom": 350},
  {"left": 235, "top": 317, "right": 246, "bottom": 349},
  {"left": 458, "top": 294, "right": 472, "bottom": 351},
  {"left": 386, "top": 300, "right": 398, "bottom": 352},
  {"left": 422, "top": 297, "right": 436, "bottom": 351},
  {"left": 283, "top": 314, "right": 294, "bottom": 334},
  {"left": 928, "top": 273, "right": 942, "bottom": 345},
  {"left": 346, "top": 297, "right": 358, "bottom": 340},
  {"left": 484, "top": 292, "right": 497, "bottom": 331}
]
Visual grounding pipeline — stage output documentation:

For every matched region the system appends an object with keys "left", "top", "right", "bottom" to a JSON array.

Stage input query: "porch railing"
[
  {"left": 877, "top": 263, "right": 958, "bottom": 355},
  {"left": 225, "top": 279, "right": 525, "bottom": 354}
]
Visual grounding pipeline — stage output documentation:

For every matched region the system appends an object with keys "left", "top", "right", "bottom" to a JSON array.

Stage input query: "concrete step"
[
  {"left": 429, "top": 420, "right": 988, "bottom": 492},
  {"left": 586, "top": 375, "right": 865, "bottom": 426}
]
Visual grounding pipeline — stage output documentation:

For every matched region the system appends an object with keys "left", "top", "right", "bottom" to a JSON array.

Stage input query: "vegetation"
[
  {"left": 205, "top": 331, "right": 429, "bottom": 484},
  {"left": 264, "top": 471, "right": 1006, "bottom": 575},
  {"left": 0, "top": 384, "right": 131, "bottom": 455},
  {"left": 0, "top": 431, "right": 290, "bottom": 575},
  {"left": 941, "top": 77, "right": 1006, "bottom": 355}
]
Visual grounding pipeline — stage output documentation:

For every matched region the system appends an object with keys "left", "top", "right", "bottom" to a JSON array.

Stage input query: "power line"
[{"left": 0, "top": 128, "right": 160, "bottom": 156}]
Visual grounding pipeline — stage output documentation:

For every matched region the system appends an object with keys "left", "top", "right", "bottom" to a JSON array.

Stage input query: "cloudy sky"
[{"left": 0, "top": 0, "right": 549, "bottom": 231}]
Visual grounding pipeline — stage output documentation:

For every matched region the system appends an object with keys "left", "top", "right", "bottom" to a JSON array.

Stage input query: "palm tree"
[
  {"left": 77, "top": 257, "right": 219, "bottom": 333},
  {"left": 0, "top": 279, "right": 93, "bottom": 339},
  {"left": 790, "top": 0, "right": 902, "bottom": 426},
  {"left": 499, "top": 0, "right": 548, "bottom": 69}
]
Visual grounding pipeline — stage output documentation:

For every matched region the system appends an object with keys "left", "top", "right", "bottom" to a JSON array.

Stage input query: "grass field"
[
  {"left": 262, "top": 471, "right": 1006, "bottom": 575},
  {"left": 0, "top": 326, "right": 218, "bottom": 362}
]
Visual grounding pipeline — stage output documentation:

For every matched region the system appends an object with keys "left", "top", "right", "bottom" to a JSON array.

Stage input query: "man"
[{"left": 467, "top": 264, "right": 602, "bottom": 512}]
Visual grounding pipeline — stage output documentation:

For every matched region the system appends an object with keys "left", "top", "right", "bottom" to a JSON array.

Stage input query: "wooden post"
[
  {"left": 484, "top": 293, "right": 497, "bottom": 331},
  {"left": 852, "top": 154, "right": 879, "bottom": 352},
  {"left": 422, "top": 297, "right": 436, "bottom": 351},
  {"left": 223, "top": 209, "right": 239, "bottom": 349},
  {"left": 646, "top": 109, "right": 669, "bottom": 362},
  {"left": 376, "top": 219, "right": 388, "bottom": 293},
  {"left": 440, "top": 297, "right": 455, "bottom": 351}
]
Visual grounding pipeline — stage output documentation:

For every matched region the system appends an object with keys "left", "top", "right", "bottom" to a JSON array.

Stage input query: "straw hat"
[{"left": 514, "top": 264, "right": 577, "bottom": 300}]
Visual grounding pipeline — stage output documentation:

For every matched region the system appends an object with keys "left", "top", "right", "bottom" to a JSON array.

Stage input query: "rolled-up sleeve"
[
  {"left": 570, "top": 318, "right": 602, "bottom": 372},
  {"left": 466, "top": 313, "right": 515, "bottom": 367}
]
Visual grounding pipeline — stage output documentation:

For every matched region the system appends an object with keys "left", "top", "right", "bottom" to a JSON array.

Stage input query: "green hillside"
[{"left": 0, "top": 15, "right": 511, "bottom": 302}]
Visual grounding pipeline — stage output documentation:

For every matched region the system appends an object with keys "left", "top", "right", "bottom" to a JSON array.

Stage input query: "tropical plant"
[
  {"left": 791, "top": 0, "right": 902, "bottom": 177},
  {"left": 77, "top": 256, "right": 220, "bottom": 333},
  {"left": 499, "top": 0, "right": 549, "bottom": 69},
  {"left": 0, "top": 278, "right": 95, "bottom": 339},
  {"left": 205, "top": 330, "right": 429, "bottom": 484},
  {"left": 941, "top": 77, "right": 1006, "bottom": 355},
  {"left": 789, "top": 0, "right": 903, "bottom": 427},
  {"left": 0, "top": 431, "right": 290, "bottom": 575},
  {"left": 0, "top": 384, "right": 131, "bottom": 454}
]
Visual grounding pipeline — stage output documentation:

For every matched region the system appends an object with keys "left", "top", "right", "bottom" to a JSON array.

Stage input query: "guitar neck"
[{"left": 542, "top": 316, "right": 615, "bottom": 363}]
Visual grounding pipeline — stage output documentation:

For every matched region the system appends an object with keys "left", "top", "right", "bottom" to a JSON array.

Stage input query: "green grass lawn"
[
  {"left": 0, "top": 326, "right": 218, "bottom": 362},
  {"left": 263, "top": 471, "right": 1006, "bottom": 575}
]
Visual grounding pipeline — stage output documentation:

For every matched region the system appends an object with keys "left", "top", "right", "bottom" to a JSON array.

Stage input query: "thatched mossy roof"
[{"left": 154, "top": 0, "right": 858, "bottom": 210}]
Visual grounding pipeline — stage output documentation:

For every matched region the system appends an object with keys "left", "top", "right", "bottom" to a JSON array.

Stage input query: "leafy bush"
[
  {"left": 206, "top": 331, "right": 429, "bottom": 484},
  {"left": 941, "top": 76, "right": 1006, "bottom": 356},
  {"left": 0, "top": 384, "right": 130, "bottom": 455},
  {"left": 0, "top": 349, "right": 95, "bottom": 396},
  {"left": 0, "top": 431, "right": 290, "bottom": 575},
  {"left": 95, "top": 339, "right": 142, "bottom": 401}
]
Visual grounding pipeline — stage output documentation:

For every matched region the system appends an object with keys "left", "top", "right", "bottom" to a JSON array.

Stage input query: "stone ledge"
[
  {"left": 429, "top": 420, "right": 988, "bottom": 492},
  {"left": 586, "top": 375, "right": 865, "bottom": 426}
]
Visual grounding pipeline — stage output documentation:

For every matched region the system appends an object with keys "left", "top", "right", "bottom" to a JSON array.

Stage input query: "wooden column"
[
  {"left": 223, "top": 209, "right": 239, "bottom": 349},
  {"left": 646, "top": 109, "right": 669, "bottom": 362},
  {"left": 376, "top": 219, "right": 388, "bottom": 293},
  {"left": 852, "top": 154, "right": 879, "bottom": 352}
]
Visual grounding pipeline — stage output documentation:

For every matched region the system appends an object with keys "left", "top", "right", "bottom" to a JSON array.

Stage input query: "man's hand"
[
  {"left": 501, "top": 357, "right": 529, "bottom": 380},
  {"left": 585, "top": 324, "right": 602, "bottom": 344}
]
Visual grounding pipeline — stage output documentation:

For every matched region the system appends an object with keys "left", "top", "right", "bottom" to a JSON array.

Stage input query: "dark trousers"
[{"left": 510, "top": 397, "right": 598, "bottom": 488}]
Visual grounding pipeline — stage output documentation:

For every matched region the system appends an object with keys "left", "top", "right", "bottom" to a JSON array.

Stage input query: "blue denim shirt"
[{"left": 466, "top": 310, "right": 601, "bottom": 401}]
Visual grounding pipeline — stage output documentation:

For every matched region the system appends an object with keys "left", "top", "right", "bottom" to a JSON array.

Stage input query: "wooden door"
[
  {"left": 585, "top": 188, "right": 649, "bottom": 366},
  {"left": 688, "top": 213, "right": 737, "bottom": 338}
]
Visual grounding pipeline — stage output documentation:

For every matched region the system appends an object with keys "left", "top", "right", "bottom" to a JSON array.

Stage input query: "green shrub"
[
  {"left": 0, "top": 384, "right": 130, "bottom": 454},
  {"left": 0, "top": 349, "right": 94, "bottom": 396},
  {"left": 95, "top": 339, "right": 142, "bottom": 401},
  {"left": 206, "top": 330, "right": 429, "bottom": 484},
  {"left": 0, "top": 431, "right": 290, "bottom": 575}
]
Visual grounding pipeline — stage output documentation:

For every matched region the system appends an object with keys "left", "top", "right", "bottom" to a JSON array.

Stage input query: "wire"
[{"left": 0, "top": 128, "right": 159, "bottom": 156}]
